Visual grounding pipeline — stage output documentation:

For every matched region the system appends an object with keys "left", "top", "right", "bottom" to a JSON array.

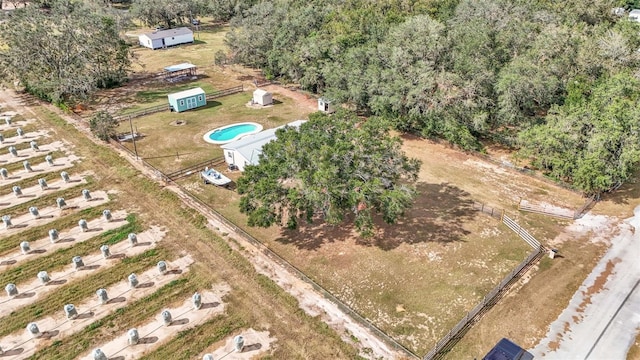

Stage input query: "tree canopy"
[
  {"left": 0, "top": 1, "right": 131, "bottom": 105},
  {"left": 518, "top": 73, "right": 640, "bottom": 195},
  {"left": 225, "top": 0, "right": 640, "bottom": 194},
  {"left": 237, "top": 110, "right": 421, "bottom": 237},
  {"left": 90, "top": 111, "right": 119, "bottom": 142}
]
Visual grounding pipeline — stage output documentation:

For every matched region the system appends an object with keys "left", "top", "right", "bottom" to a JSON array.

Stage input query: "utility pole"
[{"left": 129, "top": 116, "right": 138, "bottom": 160}]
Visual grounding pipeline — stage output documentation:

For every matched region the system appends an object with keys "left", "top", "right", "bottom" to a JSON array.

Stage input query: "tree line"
[
  {"left": 224, "top": 0, "right": 640, "bottom": 196},
  {"left": 0, "top": 0, "right": 131, "bottom": 106}
]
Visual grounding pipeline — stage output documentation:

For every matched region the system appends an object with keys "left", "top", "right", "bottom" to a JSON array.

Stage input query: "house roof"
[
  {"left": 630, "top": 9, "right": 640, "bottom": 16},
  {"left": 167, "top": 87, "right": 205, "bottom": 100},
  {"left": 164, "top": 63, "right": 196, "bottom": 73},
  {"left": 221, "top": 120, "right": 307, "bottom": 166},
  {"left": 253, "top": 89, "right": 270, "bottom": 97},
  {"left": 141, "top": 27, "right": 193, "bottom": 40}
]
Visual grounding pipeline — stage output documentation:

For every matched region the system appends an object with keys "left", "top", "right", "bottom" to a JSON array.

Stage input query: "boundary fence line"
[
  {"left": 518, "top": 194, "right": 598, "bottom": 220},
  {"left": 112, "top": 84, "right": 244, "bottom": 122},
  {"left": 423, "top": 205, "right": 546, "bottom": 359},
  {"left": 109, "top": 140, "right": 420, "bottom": 359},
  {"left": 473, "top": 202, "right": 502, "bottom": 220},
  {"left": 165, "top": 157, "right": 225, "bottom": 181},
  {"left": 502, "top": 214, "right": 543, "bottom": 249},
  {"left": 423, "top": 246, "right": 545, "bottom": 360}
]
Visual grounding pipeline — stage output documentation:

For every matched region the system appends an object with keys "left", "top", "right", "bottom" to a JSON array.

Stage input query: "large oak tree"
[
  {"left": 0, "top": 1, "right": 131, "bottom": 104},
  {"left": 237, "top": 110, "right": 421, "bottom": 237}
]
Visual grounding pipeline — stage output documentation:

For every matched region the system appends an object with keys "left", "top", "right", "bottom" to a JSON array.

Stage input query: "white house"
[
  {"left": 252, "top": 89, "right": 273, "bottom": 106},
  {"left": 630, "top": 9, "right": 640, "bottom": 22},
  {"left": 138, "top": 27, "right": 194, "bottom": 50},
  {"left": 221, "top": 120, "right": 306, "bottom": 171}
]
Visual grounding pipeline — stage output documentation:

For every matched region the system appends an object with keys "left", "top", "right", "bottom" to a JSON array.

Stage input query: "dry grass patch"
[
  {"left": 443, "top": 234, "right": 607, "bottom": 359},
  {"left": 175, "top": 134, "right": 588, "bottom": 355},
  {"left": 184, "top": 175, "right": 532, "bottom": 354}
]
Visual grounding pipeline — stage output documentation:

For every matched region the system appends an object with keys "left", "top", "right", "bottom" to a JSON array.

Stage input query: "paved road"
[{"left": 531, "top": 206, "right": 640, "bottom": 359}]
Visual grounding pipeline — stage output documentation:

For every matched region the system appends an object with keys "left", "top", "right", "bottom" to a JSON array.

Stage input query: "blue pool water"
[
  {"left": 203, "top": 122, "right": 263, "bottom": 144},
  {"left": 209, "top": 124, "right": 258, "bottom": 142}
]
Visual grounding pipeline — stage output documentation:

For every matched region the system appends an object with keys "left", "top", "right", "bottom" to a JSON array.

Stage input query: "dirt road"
[{"left": 531, "top": 208, "right": 640, "bottom": 359}]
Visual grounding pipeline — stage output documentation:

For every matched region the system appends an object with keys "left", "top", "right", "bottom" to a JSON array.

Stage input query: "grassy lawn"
[
  {"left": 126, "top": 23, "right": 229, "bottom": 73},
  {"left": 115, "top": 92, "right": 309, "bottom": 172},
  {"left": 119, "top": 81, "right": 218, "bottom": 114}
]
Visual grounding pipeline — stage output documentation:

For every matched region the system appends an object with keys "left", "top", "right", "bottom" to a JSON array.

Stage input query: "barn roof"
[
  {"left": 167, "top": 87, "right": 205, "bottom": 100},
  {"left": 164, "top": 63, "right": 196, "bottom": 73},
  {"left": 142, "top": 27, "right": 193, "bottom": 40}
]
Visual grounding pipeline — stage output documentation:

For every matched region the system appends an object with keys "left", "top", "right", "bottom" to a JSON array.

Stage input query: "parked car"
[{"left": 191, "top": 19, "right": 200, "bottom": 25}]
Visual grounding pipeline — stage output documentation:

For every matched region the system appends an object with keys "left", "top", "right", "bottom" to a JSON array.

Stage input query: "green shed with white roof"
[{"left": 167, "top": 87, "right": 206, "bottom": 113}]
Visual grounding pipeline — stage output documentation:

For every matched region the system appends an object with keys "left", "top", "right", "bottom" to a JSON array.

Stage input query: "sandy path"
[
  {"left": 261, "top": 84, "right": 318, "bottom": 112},
  {"left": 200, "top": 328, "right": 275, "bottom": 359},
  {"left": 0, "top": 176, "right": 88, "bottom": 210},
  {"left": 0, "top": 190, "right": 110, "bottom": 236},
  {"left": 0, "top": 255, "right": 192, "bottom": 359},
  {"left": 0, "top": 210, "right": 128, "bottom": 268},
  {"left": 0, "top": 130, "right": 49, "bottom": 150},
  {"left": 531, "top": 207, "right": 640, "bottom": 358},
  {"left": 81, "top": 289, "right": 226, "bottom": 360},
  {"left": 0, "top": 140, "right": 65, "bottom": 164},
  {"left": 0, "top": 227, "right": 163, "bottom": 317},
  {"left": 0, "top": 155, "right": 79, "bottom": 187}
]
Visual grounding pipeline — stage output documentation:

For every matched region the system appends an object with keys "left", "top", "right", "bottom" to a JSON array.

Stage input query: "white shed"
[
  {"left": 138, "top": 27, "right": 194, "bottom": 50},
  {"left": 318, "top": 98, "right": 335, "bottom": 114},
  {"left": 252, "top": 89, "right": 273, "bottom": 106},
  {"left": 630, "top": 9, "right": 640, "bottom": 22}
]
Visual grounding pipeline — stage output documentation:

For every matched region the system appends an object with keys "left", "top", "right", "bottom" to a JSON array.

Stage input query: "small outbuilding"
[
  {"left": 252, "top": 89, "right": 273, "bottom": 106},
  {"left": 138, "top": 27, "right": 194, "bottom": 50},
  {"left": 168, "top": 87, "right": 206, "bottom": 113},
  {"left": 630, "top": 9, "right": 640, "bottom": 22},
  {"left": 318, "top": 98, "right": 335, "bottom": 114}
]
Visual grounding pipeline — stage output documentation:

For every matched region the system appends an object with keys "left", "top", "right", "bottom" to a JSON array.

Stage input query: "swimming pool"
[{"left": 203, "top": 122, "right": 263, "bottom": 144}]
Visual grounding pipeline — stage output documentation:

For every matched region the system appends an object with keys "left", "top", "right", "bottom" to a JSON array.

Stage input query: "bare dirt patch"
[
  {"left": 0, "top": 255, "right": 191, "bottom": 359},
  {"left": 81, "top": 288, "right": 227, "bottom": 360},
  {"left": 0, "top": 226, "right": 163, "bottom": 318},
  {"left": 201, "top": 328, "right": 276, "bottom": 359}
]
